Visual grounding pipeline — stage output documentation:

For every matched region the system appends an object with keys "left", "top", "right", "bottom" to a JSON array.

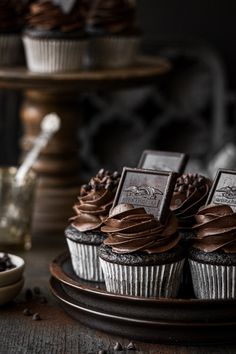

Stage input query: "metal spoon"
[{"left": 15, "top": 113, "right": 61, "bottom": 184}]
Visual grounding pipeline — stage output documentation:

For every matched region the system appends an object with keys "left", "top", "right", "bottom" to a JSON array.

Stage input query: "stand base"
[{"left": 20, "top": 90, "right": 80, "bottom": 233}]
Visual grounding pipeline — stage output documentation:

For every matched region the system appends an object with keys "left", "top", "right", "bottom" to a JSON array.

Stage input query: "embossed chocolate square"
[
  {"left": 138, "top": 150, "right": 188, "bottom": 174},
  {"left": 112, "top": 167, "right": 177, "bottom": 223},
  {"left": 206, "top": 168, "right": 236, "bottom": 211}
]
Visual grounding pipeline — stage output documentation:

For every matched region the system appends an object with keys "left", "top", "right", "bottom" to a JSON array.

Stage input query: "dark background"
[
  {"left": 1, "top": 1, "right": 236, "bottom": 177},
  {"left": 138, "top": 0, "right": 235, "bottom": 88}
]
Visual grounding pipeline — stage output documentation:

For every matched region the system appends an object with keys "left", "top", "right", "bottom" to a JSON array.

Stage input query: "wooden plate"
[{"left": 49, "top": 252, "right": 236, "bottom": 345}]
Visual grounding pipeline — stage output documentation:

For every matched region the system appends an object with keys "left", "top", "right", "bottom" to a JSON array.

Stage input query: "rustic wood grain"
[{"left": 0, "top": 234, "right": 236, "bottom": 354}]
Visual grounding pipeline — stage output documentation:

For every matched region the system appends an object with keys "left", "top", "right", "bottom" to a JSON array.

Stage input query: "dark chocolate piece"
[
  {"left": 112, "top": 167, "right": 177, "bottom": 224},
  {"left": 206, "top": 168, "right": 236, "bottom": 211},
  {"left": 138, "top": 150, "right": 188, "bottom": 175}
]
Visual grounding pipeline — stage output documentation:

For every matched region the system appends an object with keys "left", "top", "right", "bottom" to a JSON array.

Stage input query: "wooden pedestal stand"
[{"left": 0, "top": 57, "right": 170, "bottom": 234}]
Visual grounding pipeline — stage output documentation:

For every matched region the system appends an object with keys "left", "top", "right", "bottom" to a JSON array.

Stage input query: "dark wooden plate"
[{"left": 49, "top": 252, "right": 236, "bottom": 345}]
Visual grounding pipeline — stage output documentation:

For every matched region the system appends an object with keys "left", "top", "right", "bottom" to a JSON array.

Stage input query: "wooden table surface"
[{"left": 1, "top": 233, "right": 236, "bottom": 354}]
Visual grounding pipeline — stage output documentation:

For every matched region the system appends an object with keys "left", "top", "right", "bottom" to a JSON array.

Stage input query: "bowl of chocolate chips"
[{"left": 0, "top": 253, "right": 24, "bottom": 305}]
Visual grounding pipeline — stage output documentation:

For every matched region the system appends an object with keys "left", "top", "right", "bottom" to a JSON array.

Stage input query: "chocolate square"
[
  {"left": 137, "top": 150, "right": 188, "bottom": 174},
  {"left": 112, "top": 167, "right": 177, "bottom": 223},
  {"left": 206, "top": 168, "right": 236, "bottom": 211}
]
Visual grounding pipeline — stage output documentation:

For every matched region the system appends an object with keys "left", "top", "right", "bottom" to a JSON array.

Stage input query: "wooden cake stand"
[{"left": 0, "top": 57, "right": 170, "bottom": 233}]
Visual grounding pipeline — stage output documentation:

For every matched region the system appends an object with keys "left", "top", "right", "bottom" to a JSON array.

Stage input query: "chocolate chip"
[
  {"left": 22, "top": 308, "right": 32, "bottom": 316},
  {"left": 114, "top": 342, "right": 123, "bottom": 351},
  {"left": 127, "top": 342, "right": 136, "bottom": 350},
  {"left": 32, "top": 313, "right": 41, "bottom": 321},
  {"left": 0, "top": 253, "right": 15, "bottom": 272}
]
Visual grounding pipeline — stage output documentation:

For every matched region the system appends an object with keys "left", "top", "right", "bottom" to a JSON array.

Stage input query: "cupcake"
[
  {"left": 189, "top": 204, "right": 236, "bottom": 299},
  {"left": 65, "top": 168, "right": 120, "bottom": 282},
  {"left": 85, "top": 0, "right": 140, "bottom": 69},
  {"left": 99, "top": 204, "right": 185, "bottom": 297},
  {"left": 0, "top": 0, "right": 24, "bottom": 66},
  {"left": 170, "top": 173, "right": 212, "bottom": 240},
  {"left": 23, "top": 0, "right": 87, "bottom": 73}
]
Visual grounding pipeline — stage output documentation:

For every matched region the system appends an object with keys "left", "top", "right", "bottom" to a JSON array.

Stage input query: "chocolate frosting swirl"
[
  {"left": 193, "top": 204, "right": 236, "bottom": 253},
  {"left": 26, "top": 0, "right": 84, "bottom": 32},
  {"left": 101, "top": 204, "right": 180, "bottom": 254},
  {"left": 170, "top": 173, "right": 212, "bottom": 228},
  {"left": 0, "top": 1, "right": 21, "bottom": 32},
  {"left": 85, "top": 0, "right": 138, "bottom": 34},
  {"left": 71, "top": 169, "right": 120, "bottom": 232}
]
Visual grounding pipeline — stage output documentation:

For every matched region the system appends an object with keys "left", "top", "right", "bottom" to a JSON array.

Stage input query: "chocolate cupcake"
[
  {"left": 99, "top": 204, "right": 185, "bottom": 297},
  {"left": 170, "top": 173, "right": 212, "bottom": 240},
  {"left": 65, "top": 168, "right": 120, "bottom": 282},
  {"left": 85, "top": 0, "right": 140, "bottom": 69},
  {"left": 189, "top": 204, "right": 236, "bottom": 299},
  {"left": 0, "top": 0, "right": 25, "bottom": 66},
  {"left": 23, "top": 0, "right": 87, "bottom": 72}
]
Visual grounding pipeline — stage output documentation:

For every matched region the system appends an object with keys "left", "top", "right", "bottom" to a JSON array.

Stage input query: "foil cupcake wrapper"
[
  {"left": 23, "top": 36, "right": 88, "bottom": 73},
  {"left": 0, "top": 34, "right": 23, "bottom": 66},
  {"left": 67, "top": 239, "right": 104, "bottom": 282},
  {"left": 89, "top": 36, "right": 140, "bottom": 69},
  {"left": 189, "top": 260, "right": 236, "bottom": 299},
  {"left": 100, "top": 258, "right": 184, "bottom": 298}
]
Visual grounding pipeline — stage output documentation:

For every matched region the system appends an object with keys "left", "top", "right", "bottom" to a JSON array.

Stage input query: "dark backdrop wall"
[
  {"left": 137, "top": 0, "right": 236, "bottom": 89},
  {"left": 0, "top": 1, "right": 235, "bottom": 177}
]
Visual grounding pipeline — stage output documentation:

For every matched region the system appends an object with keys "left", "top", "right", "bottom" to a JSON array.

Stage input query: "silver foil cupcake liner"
[
  {"left": 189, "top": 260, "right": 236, "bottom": 299},
  {"left": 66, "top": 239, "right": 104, "bottom": 282},
  {"left": 23, "top": 36, "right": 87, "bottom": 73},
  {"left": 0, "top": 34, "right": 23, "bottom": 66},
  {"left": 99, "top": 258, "right": 184, "bottom": 297},
  {"left": 89, "top": 36, "right": 140, "bottom": 69}
]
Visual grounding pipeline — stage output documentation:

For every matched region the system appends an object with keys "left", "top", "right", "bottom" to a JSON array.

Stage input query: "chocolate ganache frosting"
[
  {"left": 170, "top": 173, "right": 212, "bottom": 228},
  {"left": 101, "top": 204, "right": 180, "bottom": 254},
  {"left": 192, "top": 204, "right": 236, "bottom": 253},
  {"left": 26, "top": 0, "right": 84, "bottom": 32},
  {"left": 71, "top": 169, "right": 120, "bottom": 232},
  {"left": 85, "top": 0, "right": 138, "bottom": 34}
]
